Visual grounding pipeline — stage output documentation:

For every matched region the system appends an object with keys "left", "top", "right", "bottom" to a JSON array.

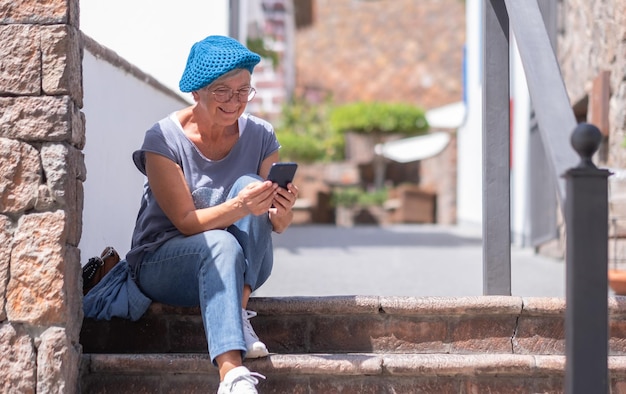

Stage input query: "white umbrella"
[
  {"left": 374, "top": 101, "right": 464, "bottom": 163},
  {"left": 375, "top": 132, "right": 451, "bottom": 163}
]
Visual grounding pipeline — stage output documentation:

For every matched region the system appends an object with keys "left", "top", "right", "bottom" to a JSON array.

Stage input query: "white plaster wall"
[
  {"left": 80, "top": 50, "right": 190, "bottom": 261},
  {"left": 79, "top": 0, "right": 229, "bottom": 93},
  {"left": 456, "top": 0, "right": 483, "bottom": 226},
  {"left": 510, "top": 37, "right": 532, "bottom": 247}
]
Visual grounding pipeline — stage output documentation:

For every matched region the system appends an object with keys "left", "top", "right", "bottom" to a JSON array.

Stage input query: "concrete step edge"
[
  {"left": 142, "top": 296, "right": 626, "bottom": 317},
  {"left": 82, "top": 352, "right": 626, "bottom": 377},
  {"left": 148, "top": 296, "right": 530, "bottom": 317}
]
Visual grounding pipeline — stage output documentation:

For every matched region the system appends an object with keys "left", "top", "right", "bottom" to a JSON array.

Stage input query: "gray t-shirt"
[{"left": 126, "top": 112, "right": 280, "bottom": 271}]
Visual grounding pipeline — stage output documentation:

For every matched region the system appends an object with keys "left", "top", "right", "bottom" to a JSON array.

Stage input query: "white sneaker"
[
  {"left": 217, "top": 366, "right": 265, "bottom": 394},
  {"left": 242, "top": 309, "right": 269, "bottom": 358}
]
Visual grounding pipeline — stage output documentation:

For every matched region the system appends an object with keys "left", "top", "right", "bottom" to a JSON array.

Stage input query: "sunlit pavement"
[{"left": 254, "top": 224, "right": 567, "bottom": 298}]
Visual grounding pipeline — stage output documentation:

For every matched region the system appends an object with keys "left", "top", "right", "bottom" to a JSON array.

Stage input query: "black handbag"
[{"left": 82, "top": 246, "right": 120, "bottom": 295}]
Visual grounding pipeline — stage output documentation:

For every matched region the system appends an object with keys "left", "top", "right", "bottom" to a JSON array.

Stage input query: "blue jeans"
[{"left": 136, "top": 175, "right": 274, "bottom": 364}]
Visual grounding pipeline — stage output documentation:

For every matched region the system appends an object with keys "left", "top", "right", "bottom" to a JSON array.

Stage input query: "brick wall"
[{"left": 0, "top": 0, "right": 84, "bottom": 392}]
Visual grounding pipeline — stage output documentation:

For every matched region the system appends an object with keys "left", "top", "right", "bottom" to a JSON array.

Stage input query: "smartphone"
[{"left": 267, "top": 162, "right": 298, "bottom": 189}]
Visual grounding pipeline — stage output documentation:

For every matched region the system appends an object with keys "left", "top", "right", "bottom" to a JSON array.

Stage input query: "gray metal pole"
[
  {"left": 564, "top": 123, "right": 610, "bottom": 394},
  {"left": 229, "top": 0, "right": 241, "bottom": 40},
  {"left": 482, "top": 0, "right": 511, "bottom": 295}
]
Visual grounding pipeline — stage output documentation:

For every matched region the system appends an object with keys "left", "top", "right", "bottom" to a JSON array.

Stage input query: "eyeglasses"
[{"left": 209, "top": 87, "right": 257, "bottom": 103}]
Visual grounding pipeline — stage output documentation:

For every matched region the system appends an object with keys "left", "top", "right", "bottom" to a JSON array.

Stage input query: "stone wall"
[
  {"left": 0, "top": 0, "right": 84, "bottom": 392},
  {"left": 557, "top": 0, "right": 626, "bottom": 263},
  {"left": 558, "top": 0, "right": 626, "bottom": 169}
]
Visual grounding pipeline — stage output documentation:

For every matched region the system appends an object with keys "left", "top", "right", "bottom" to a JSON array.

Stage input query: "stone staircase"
[{"left": 80, "top": 296, "right": 626, "bottom": 393}]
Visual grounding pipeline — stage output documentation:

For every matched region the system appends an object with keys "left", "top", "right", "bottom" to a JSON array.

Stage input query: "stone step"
[
  {"left": 80, "top": 352, "right": 626, "bottom": 393},
  {"left": 81, "top": 295, "right": 626, "bottom": 356}
]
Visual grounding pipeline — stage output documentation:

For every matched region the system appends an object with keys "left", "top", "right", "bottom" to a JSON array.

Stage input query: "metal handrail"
[
  {"left": 504, "top": 0, "right": 579, "bottom": 210},
  {"left": 484, "top": 1, "right": 610, "bottom": 392}
]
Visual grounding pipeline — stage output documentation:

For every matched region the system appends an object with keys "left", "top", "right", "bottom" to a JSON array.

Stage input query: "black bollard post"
[{"left": 564, "top": 123, "right": 611, "bottom": 394}]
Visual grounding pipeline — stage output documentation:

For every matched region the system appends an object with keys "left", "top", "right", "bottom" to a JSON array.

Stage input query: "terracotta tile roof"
[{"left": 295, "top": 0, "right": 465, "bottom": 110}]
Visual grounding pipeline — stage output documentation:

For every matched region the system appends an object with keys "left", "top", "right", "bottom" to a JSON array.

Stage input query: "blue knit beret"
[{"left": 179, "top": 35, "right": 261, "bottom": 93}]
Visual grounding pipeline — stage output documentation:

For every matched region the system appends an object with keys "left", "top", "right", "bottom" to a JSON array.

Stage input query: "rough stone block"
[
  {"left": 0, "top": 323, "right": 36, "bottom": 393},
  {"left": 0, "top": 96, "right": 78, "bottom": 143},
  {"left": 64, "top": 245, "right": 83, "bottom": 339},
  {"left": 40, "top": 143, "right": 85, "bottom": 204},
  {"left": 41, "top": 143, "right": 74, "bottom": 206},
  {"left": 0, "top": 25, "right": 40, "bottom": 95},
  {"left": 6, "top": 211, "right": 67, "bottom": 325},
  {"left": 0, "top": 138, "right": 42, "bottom": 214},
  {"left": 37, "top": 327, "right": 80, "bottom": 394},
  {"left": 41, "top": 143, "right": 87, "bottom": 246},
  {"left": 67, "top": 178, "right": 83, "bottom": 246},
  {"left": 0, "top": 215, "right": 12, "bottom": 321},
  {"left": 41, "top": 25, "right": 83, "bottom": 107},
  {"left": 72, "top": 108, "right": 86, "bottom": 150},
  {"left": 35, "top": 184, "right": 57, "bottom": 212},
  {"left": 0, "top": 0, "right": 73, "bottom": 24}
]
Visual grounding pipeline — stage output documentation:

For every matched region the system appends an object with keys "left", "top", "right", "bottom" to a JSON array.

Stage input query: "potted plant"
[
  {"left": 329, "top": 101, "right": 429, "bottom": 189},
  {"left": 609, "top": 269, "right": 626, "bottom": 295},
  {"left": 331, "top": 186, "right": 388, "bottom": 227},
  {"left": 608, "top": 218, "right": 626, "bottom": 295}
]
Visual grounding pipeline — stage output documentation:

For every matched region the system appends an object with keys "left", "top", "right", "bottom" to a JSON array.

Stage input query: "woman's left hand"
[{"left": 270, "top": 183, "right": 299, "bottom": 216}]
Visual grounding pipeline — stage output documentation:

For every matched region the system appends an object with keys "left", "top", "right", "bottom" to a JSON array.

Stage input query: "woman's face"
[{"left": 194, "top": 69, "right": 252, "bottom": 127}]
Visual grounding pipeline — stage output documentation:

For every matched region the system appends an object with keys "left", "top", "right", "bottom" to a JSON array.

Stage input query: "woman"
[{"left": 126, "top": 35, "right": 297, "bottom": 393}]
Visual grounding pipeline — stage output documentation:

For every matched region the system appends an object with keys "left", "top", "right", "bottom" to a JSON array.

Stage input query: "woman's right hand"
[{"left": 236, "top": 180, "right": 278, "bottom": 216}]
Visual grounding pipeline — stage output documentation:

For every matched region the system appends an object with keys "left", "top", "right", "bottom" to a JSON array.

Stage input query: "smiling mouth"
[{"left": 219, "top": 106, "right": 239, "bottom": 114}]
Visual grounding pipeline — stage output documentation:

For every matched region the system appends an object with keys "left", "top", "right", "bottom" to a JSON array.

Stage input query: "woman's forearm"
[
  {"left": 177, "top": 198, "right": 249, "bottom": 235},
  {"left": 269, "top": 210, "right": 293, "bottom": 234}
]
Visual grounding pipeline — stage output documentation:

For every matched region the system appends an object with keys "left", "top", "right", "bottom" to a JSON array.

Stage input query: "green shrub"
[
  {"left": 246, "top": 37, "right": 279, "bottom": 68},
  {"left": 275, "top": 96, "right": 344, "bottom": 163},
  {"left": 331, "top": 186, "right": 388, "bottom": 207},
  {"left": 275, "top": 131, "right": 327, "bottom": 163},
  {"left": 275, "top": 99, "right": 429, "bottom": 164},
  {"left": 329, "top": 101, "right": 429, "bottom": 136}
]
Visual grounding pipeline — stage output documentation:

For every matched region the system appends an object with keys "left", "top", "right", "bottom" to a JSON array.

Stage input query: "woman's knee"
[{"left": 199, "top": 230, "right": 245, "bottom": 268}]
